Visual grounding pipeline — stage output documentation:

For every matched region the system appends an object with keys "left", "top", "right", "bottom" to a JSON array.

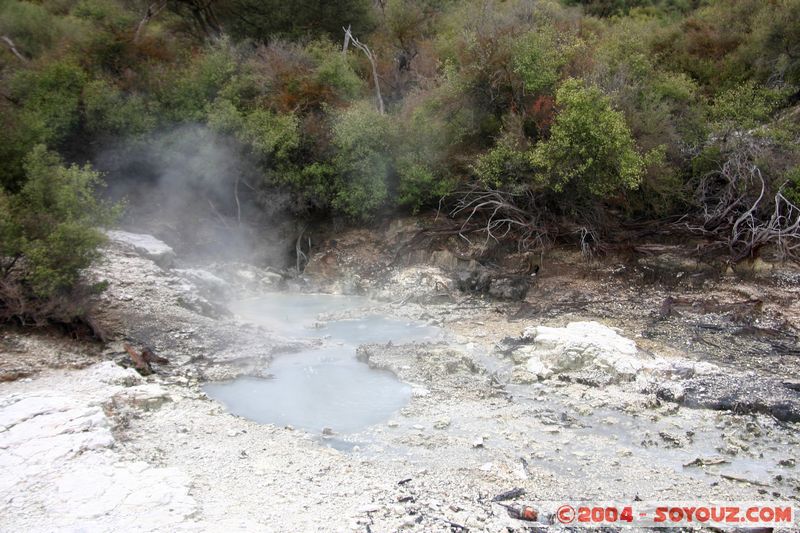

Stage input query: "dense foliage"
[
  {"left": 1, "top": 0, "right": 800, "bottom": 324},
  {"left": 0, "top": 146, "right": 118, "bottom": 325}
]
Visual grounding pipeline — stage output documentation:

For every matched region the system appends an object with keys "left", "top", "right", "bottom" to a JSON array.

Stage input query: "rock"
[
  {"left": 517, "top": 322, "right": 643, "bottom": 383},
  {"left": 174, "top": 268, "right": 229, "bottom": 296},
  {"left": 783, "top": 379, "right": 800, "bottom": 392},
  {"left": 176, "top": 293, "right": 229, "bottom": 319},
  {"left": 235, "top": 269, "right": 256, "bottom": 281},
  {"left": 655, "top": 382, "right": 686, "bottom": 403},
  {"left": 106, "top": 230, "right": 176, "bottom": 268},
  {"left": 487, "top": 276, "right": 530, "bottom": 300},
  {"left": 659, "top": 431, "right": 686, "bottom": 448},
  {"left": 674, "top": 374, "right": 800, "bottom": 422},
  {"left": 651, "top": 359, "right": 719, "bottom": 379},
  {"left": 88, "top": 361, "right": 143, "bottom": 387},
  {"left": 684, "top": 457, "right": 729, "bottom": 467},
  {"left": 110, "top": 384, "right": 171, "bottom": 411},
  {"left": 429, "top": 249, "right": 462, "bottom": 270},
  {"left": 433, "top": 418, "right": 451, "bottom": 430},
  {"left": 0, "top": 372, "right": 195, "bottom": 531},
  {"left": 261, "top": 272, "right": 284, "bottom": 288},
  {"left": 456, "top": 268, "right": 530, "bottom": 300},
  {"left": 472, "top": 436, "right": 485, "bottom": 448}
]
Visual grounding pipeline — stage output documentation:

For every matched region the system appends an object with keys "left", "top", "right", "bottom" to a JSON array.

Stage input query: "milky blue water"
[{"left": 204, "top": 293, "right": 441, "bottom": 434}]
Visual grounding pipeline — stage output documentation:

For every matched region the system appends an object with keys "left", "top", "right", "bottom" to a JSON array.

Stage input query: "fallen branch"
[{"left": 124, "top": 343, "right": 153, "bottom": 375}]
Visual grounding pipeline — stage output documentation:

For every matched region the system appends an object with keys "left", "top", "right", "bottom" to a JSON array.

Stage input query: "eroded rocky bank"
[{"left": 1, "top": 222, "right": 799, "bottom": 532}]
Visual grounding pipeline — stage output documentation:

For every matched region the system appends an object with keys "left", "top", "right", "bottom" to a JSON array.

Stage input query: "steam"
[{"left": 94, "top": 124, "right": 295, "bottom": 265}]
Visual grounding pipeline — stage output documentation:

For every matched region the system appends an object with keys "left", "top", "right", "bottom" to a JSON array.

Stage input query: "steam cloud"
[{"left": 94, "top": 124, "right": 294, "bottom": 266}]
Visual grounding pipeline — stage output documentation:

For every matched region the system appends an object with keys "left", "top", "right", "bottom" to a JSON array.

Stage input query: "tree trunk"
[{"left": 342, "top": 27, "right": 385, "bottom": 115}]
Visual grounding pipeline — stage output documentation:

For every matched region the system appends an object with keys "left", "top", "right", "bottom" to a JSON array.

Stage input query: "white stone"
[
  {"left": 110, "top": 384, "right": 171, "bottom": 411},
  {"left": 0, "top": 372, "right": 195, "bottom": 531},
  {"left": 88, "top": 361, "right": 142, "bottom": 387},
  {"left": 174, "top": 268, "right": 229, "bottom": 291},
  {"left": 106, "top": 230, "right": 176, "bottom": 268},
  {"left": 522, "top": 321, "right": 643, "bottom": 381}
]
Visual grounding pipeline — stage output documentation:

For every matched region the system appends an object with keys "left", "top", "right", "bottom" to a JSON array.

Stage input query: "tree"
[
  {"left": 531, "top": 79, "right": 655, "bottom": 198},
  {"left": 1, "top": 146, "right": 119, "bottom": 326},
  {"left": 215, "top": 0, "right": 375, "bottom": 41},
  {"left": 330, "top": 101, "right": 391, "bottom": 219}
]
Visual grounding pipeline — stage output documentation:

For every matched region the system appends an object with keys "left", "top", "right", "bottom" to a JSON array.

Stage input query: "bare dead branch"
[
  {"left": 342, "top": 26, "right": 384, "bottom": 115},
  {"left": 1, "top": 35, "right": 28, "bottom": 62},
  {"left": 684, "top": 133, "right": 800, "bottom": 261},
  {"left": 448, "top": 186, "right": 552, "bottom": 252},
  {"left": 133, "top": 0, "right": 167, "bottom": 45}
]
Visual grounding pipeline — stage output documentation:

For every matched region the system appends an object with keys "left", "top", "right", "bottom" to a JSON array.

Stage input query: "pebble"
[{"left": 433, "top": 418, "right": 451, "bottom": 430}]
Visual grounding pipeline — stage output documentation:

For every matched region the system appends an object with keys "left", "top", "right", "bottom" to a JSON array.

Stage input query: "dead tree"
[
  {"left": 342, "top": 26, "right": 385, "bottom": 115},
  {"left": 688, "top": 133, "right": 800, "bottom": 260},
  {"left": 449, "top": 186, "right": 552, "bottom": 252},
  {"left": 295, "top": 224, "right": 310, "bottom": 273},
  {"left": 133, "top": 0, "right": 221, "bottom": 43},
  {"left": 1, "top": 36, "right": 28, "bottom": 62},
  {"left": 133, "top": 0, "right": 167, "bottom": 44}
]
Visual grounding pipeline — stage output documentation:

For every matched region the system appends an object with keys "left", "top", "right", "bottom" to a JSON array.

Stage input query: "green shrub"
[
  {"left": 9, "top": 146, "right": 119, "bottom": 297},
  {"left": 711, "top": 81, "right": 788, "bottom": 131},
  {"left": 512, "top": 29, "right": 567, "bottom": 96},
  {"left": 0, "top": 0, "right": 63, "bottom": 57},
  {"left": 330, "top": 101, "right": 391, "bottom": 219},
  {"left": 155, "top": 39, "right": 238, "bottom": 121},
  {"left": 9, "top": 61, "right": 88, "bottom": 146},
  {"left": 530, "top": 79, "right": 656, "bottom": 198},
  {"left": 1, "top": 146, "right": 119, "bottom": 328},
  {"left": 83, "top": 79, "right": 157, "bottom": 136},
  {"left": 307, "top": 41, "right": 363, "bottom": 102},
  {"left": 784, "top": 166, "right": 800, "bottom": 207},
  {"left": 393, "top": 100, "right": 460, "bottom": 211}
]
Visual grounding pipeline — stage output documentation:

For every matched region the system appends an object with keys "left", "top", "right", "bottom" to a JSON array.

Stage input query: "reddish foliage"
[
  {"left": 529, "top": 95, "right": 555, "bottom": 136},
  {"left": 682, "top": 18, "right": 740, "bottom": 61}
]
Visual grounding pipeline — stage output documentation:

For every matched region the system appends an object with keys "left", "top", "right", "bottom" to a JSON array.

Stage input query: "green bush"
[
  {"left": 710, "top": 81, "right": 788, "bottom": 131},
  {"left": 7, "top": 146, "right": 119, "bottom": 298},
  {"left": 9, "top": 60, "right": 88, "bottom": 146},
  {"left": 512, "top": 29, "right": 567, "bottom": 96},
  {"left": 83, "top": 79, "right": 157, "bottom": 136},
  {"left": 216, "top": 0, "right": 376, "bottom": 41},
  {"left": 155, "top": 39, "right": 238, "bottom": 122},
  {"left": 0, "top": 0, "right": 64, "bottom": 57},
  {"left": 330, "top": 102, "right": 391, "bottom": 219},
  {"left": 392, "top": 100, "right": 460, "bottom": 211},
  {"left": 784, "top": 166, "right": 800, "bottom": 207},
  {"left": 530, "top": 79, "right": 656, "bottom": 198},
  {"left": 1, "top": 146, "right": 119, "bottom": 327}
]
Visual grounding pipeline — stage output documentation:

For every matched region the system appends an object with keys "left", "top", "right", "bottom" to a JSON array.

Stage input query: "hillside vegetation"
[{"left": 1, "top": 0, "right": 799, "bottom": 325}]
